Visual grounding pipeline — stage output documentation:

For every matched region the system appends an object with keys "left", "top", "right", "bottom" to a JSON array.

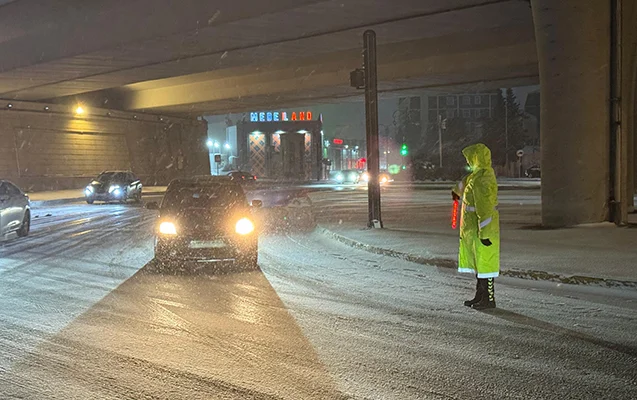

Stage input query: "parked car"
[
  {"left": 525, "top": 165, "right": 541, "bottom": 178},
  {"left": 148, "top": 176, "right": 261, "bottom": 268},
  {"left": 84, "top": 171, "right": 142, "bottom": 204},
  {"left": 0, "top": 180, "right": 30, "bottom": 239},
  {"left": 227, "top": 170, "right": 257, "bottom": 183}
]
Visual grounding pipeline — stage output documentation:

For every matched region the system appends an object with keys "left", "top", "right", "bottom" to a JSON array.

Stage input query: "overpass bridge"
[{"left": 0, "top": 0, "right": 635, "bottom": 227}]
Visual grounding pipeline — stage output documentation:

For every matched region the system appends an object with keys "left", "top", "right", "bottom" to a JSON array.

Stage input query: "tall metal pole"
[
  {"left": 505, "top": 96, "right": 509, "bottom": 169},
  {"left": 364, "top": 30, "right": 382, "bottom": 228},
  {"left": 438, "top": 114, "right": 443, "bottom": 168}
]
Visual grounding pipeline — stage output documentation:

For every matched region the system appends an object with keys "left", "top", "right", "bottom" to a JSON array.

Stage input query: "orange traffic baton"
[{"left": 451, "top": 199, "right": 459, "bottom": 229}]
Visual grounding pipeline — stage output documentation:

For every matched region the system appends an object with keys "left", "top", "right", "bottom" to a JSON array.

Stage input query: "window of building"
[
  {"left": 428, "top": 96, "right": 438, "bottom": 109},
  {"left": 462, "top": 95, "right": 470, "bottom": 106},
  {"left": 462, "top": 109, "right": 471, "bottom": 119},
  {"left": 474, "top": 109, "right": 482, "bottom": 118},
  {"left": 446, "top": 96, "right": 455, "bottom": 106},
  {"left": 475, "top": 95, "right": 482, "bottom": 105},
  {"left": 448, "top": 109, "right": 455, "bottom": 119}
]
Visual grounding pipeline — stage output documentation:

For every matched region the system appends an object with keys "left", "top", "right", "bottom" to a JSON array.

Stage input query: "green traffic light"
[{"left": 400, "top": 143, "right": 408, "bottom": 156}]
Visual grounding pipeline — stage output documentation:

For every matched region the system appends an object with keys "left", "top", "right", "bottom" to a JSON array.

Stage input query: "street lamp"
[
  {"left": 206, "top": 139, "right": 213, "bottom": 148},
  {"left": 214, "top": 141, "right": 220, "bottom": 149},
  {"left": 224, "top": 143, "right": 231, "bottom": 150}
]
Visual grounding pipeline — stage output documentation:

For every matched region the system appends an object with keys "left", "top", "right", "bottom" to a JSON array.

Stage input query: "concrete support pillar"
[
  {"left": 625, "top": 0, "right": 637, "bottom": 212},
  {"left": 532, "top": 0, "right": 610, "bottom": 227}
]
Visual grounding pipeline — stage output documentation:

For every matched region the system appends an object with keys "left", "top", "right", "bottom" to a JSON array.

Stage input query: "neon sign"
[
  {"left": 333, "top": 138, "right": 344, "bottom": 145},
  {"left": 250, "top": 111, "right": 314, "bottom": 122}
]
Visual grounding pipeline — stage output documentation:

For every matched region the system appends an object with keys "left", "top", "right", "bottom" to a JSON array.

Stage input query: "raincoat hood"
[{"left": 462, "top": 143, "right": 492, "bottom": 170}]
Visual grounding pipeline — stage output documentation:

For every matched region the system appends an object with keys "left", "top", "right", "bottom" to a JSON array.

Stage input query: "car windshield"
[
  {"left": 162, "top": 185, "right": 245, "bottom": 210},
  {"left": 97, "top": 172, "right": 126, "bottom": 182}
]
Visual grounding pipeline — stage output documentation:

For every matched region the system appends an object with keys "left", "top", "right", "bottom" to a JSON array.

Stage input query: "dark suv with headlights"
[
  {"left": 149, "top": 176, "right": 261, "bottom": 268},
  {"left": 85, "top": 171, "right": 142, "bottom": 204}
]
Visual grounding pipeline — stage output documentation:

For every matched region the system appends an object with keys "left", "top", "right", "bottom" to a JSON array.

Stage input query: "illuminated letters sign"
[
  {"left": 250, "top": 111, "right": 313, "bottom": 122},
  {"left": 333, "top": 138, "right": 344, "bottom": 145}
]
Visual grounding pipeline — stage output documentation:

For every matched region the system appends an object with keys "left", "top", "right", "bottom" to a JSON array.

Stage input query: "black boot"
[
  {"left": 464, "top": 277, "right": 482, "bottom": 307},
  {"left": 472, "top": 278, "right": 496, "bottom": 310}
]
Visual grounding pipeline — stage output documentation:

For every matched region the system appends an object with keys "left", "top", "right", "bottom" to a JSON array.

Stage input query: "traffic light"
[{"left": 400, "top": 143, "right": 408, "bottom": 157}]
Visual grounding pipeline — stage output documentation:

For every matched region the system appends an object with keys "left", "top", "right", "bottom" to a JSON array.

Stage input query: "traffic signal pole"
[
  {"left": 349, "top": 30, "right": 382, "bottom": 228},
  {"left": 363, "top": 30, "right": 382, "bottom": 228}
]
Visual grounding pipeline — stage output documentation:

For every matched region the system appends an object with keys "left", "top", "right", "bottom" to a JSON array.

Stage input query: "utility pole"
[
  {"left": 438, "top": 114, "right": 443, "bottom": 168},
  {"left": 349, "top": 30, "right": 383, "bottom": 228},
  {"left": 363, "top": 30, "right": 382, "bottom": 228},
  {"left": 505, "top": 95, "right": 509, "bottom": 169},
  {"left": 350, "top": 31, "right": 382, "bottom": 228}
]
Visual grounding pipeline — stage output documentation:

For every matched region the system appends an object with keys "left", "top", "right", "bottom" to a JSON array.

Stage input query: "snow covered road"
[{"left": 0, "top": 196, "right": 636, "bottom": 399}]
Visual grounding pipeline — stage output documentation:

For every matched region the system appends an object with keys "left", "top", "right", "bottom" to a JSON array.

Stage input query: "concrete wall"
[{"left": 0, "top": 101, "right": 209, "bottom": 191}]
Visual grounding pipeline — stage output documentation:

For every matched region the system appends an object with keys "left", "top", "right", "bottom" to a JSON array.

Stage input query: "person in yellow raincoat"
[{"left": 452, "top": 143, "right": 499, "bottom": 309}]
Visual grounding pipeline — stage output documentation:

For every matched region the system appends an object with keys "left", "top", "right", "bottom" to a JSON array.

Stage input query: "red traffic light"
[{"left": 333, "top": 138, "right": 344, "bottom": 145}]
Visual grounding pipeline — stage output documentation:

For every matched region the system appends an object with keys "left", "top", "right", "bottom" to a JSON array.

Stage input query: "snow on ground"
[{"left": 0, "top": 189, "right": 635, "bottom": 399}]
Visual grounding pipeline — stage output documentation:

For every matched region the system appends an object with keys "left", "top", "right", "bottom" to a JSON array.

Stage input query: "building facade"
[{"left": 427, "top": 91, "right": 501, "bottom": 136}]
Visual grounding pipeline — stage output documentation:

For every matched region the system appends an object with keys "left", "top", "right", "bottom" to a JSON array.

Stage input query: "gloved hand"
[
  {"left": 481, "top": 238, "right": 492, "bottom": 246},
  {"left": 451, "top": 191, "right": 460, "bottom": 201}
]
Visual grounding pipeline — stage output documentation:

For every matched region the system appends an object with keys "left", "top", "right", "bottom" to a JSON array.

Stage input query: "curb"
[
  {"left": 318, "top": 226, "right": 458, "bottom": 269},
  {"left": 408, "top": 184, "right": 540, "bottom": 191},
  {"left": 317, "top": 226, "right": 637, "bottom": 290},
  {"left": 29, "top": 190, "right": 167, "bottom": 208},
  {"left": 30, "top": 197, "right": 85, "bottom": 207}
]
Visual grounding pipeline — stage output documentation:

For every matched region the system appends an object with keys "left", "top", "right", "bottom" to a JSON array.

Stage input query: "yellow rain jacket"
[{"left": 457, "top": 143, "right": 500, "bottom": 278}]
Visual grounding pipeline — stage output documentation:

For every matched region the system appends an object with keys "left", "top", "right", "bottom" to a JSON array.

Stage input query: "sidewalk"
[{"left": 313, "top": 196, "right": 637, "bottom": 289}]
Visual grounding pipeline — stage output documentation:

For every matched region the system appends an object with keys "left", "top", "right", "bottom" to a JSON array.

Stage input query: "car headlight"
[
  {"left": 380, "top": 176, "right": 388, "bottom": 183},
  {"left": 159, "top": 221, "right": 177, "bottom": 235},
  {"left": 235, "top": 218, "right": 255, "bottom": 235},
  {"left": 361, "top": 173, "right": 369, "bottom": 182},
  {"left": 350, "top": 173, "right": 358, "bottom": 181},
  {"left": 109, "top": 185, "right": 121, "bottom": 194},
  {"left": 336, "top": 174, "right": 344, "bottom": 181},
  {"left": 85, "top": 186, "right": 94, "bottom": 195}
]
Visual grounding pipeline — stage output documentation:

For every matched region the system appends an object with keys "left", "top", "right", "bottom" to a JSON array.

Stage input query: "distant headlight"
[
  {"left": 108, "top": 185, "right": 121, "bottom": 193},
  {"left": 336, "top": 174, "right": 344, "bottom": 181},
  {"left": 361, "top": 172, "right": 369, "bottom": 182},
  {"left": 380, "top": 176, "right": 388, "bottom": 183},
  {"left": 235, "top": 218, "right": 255, "bottom": 235},
  {"left": 350, "top": 173, "right": 358, "bottom": 181},
  {"left": 159, "top": 221, "right": 177, "bottom": 235}
]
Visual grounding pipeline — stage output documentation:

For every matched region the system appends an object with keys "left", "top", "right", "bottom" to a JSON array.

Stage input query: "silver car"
[{"left": 0, "top": 180, "right": 31, "bottom": 239}]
